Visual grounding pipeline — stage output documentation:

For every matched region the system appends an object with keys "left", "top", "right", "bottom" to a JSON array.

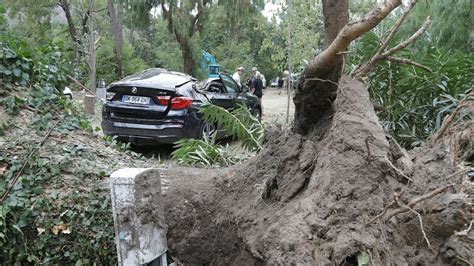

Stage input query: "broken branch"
[{"left": 351, "top": 0, "right": 420, "bottom": 78}]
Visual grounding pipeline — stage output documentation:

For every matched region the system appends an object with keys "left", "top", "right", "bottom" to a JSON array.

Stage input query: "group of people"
[{"left": 232, "top": 66, "right": 264, "bottom": 99}]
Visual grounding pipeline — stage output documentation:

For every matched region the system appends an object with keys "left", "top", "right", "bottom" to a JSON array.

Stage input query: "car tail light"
[
  {"left": 170, "top": 97, "right": 193, "bottom": 110},
  {"left": 155, "top": 96, "right": 170, "bottom": 105}
]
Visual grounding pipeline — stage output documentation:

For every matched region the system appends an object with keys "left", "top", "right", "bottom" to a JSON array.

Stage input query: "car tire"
[
  {"left": 251, "top": 107, "right": 262, "bottom": 121},
  {"left": 199, "top": 121, "right": 217, "bottom": 141}
]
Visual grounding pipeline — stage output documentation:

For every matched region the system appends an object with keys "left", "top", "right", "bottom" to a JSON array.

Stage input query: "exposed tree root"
[{"left": 158, "top": 77, "right": 472, "bottom": 264}]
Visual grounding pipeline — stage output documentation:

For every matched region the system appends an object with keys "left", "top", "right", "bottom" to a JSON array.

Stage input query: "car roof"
[{"left": 109, "top": 68, "right": 195, "bottom": 91}]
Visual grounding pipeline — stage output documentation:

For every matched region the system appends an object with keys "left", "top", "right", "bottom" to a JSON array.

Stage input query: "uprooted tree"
[{"left": 154, "top": 0, "right": 472, "bottom": 264}]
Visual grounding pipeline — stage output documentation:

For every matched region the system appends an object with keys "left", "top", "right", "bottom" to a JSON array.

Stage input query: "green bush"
[{"left": 348, "top": 31, "right": 473, "bottom": 148}]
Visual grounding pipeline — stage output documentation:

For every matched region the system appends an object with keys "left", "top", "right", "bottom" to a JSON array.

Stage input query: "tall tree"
[
  {"left": 107, "top": 0, "right": 124, "bottom": 77},
  {"left": 87, "top": 0, "right": 96, "bottom": 110},
  {"left": 159, "top": 0, "right": 210, "bottom": 76}
]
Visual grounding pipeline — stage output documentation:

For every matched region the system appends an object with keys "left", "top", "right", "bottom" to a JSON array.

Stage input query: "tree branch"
[
  {"left": 351, "top": 0, "right": 419, "bottom": 77},
  {"left": 305, "top": 0, "right": 403, "bottom": 78},
  {"left": 382, "top": 16, "right": 431, "bottom": 57},
  {"left": 385, "top": 56, "right": 432, "bottom": 72},
  {"left": 351, "top": 0, "right": 433, "bottom": 80},
  {"left": 378, "top": 0, "right": 419, "bottom": 53}
]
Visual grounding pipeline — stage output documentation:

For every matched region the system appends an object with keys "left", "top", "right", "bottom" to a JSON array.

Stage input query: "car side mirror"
[{"left": 241, "top": 85, "right": 249, "bottom": 93}]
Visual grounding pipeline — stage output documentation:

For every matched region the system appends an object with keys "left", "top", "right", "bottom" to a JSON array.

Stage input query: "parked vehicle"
[
  {"left": 270, "top": 79, "right": 278, "bottom": 87},
  {"left": 101, "top": 68, "right": 262, "bottom": 145}
]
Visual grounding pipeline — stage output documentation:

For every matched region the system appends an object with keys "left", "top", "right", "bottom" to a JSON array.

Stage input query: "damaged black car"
[{"left": 101, "top": 68, "right": 262, "bottom": 145}]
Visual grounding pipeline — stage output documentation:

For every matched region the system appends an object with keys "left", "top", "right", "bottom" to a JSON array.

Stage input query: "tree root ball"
[{"left": 154, "top": 77, "right": 472, "bottom": 265}]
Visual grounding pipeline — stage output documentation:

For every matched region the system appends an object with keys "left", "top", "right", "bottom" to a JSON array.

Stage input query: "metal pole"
[{"left": 286, "top": 0, "right": 293, "bottom": 127}]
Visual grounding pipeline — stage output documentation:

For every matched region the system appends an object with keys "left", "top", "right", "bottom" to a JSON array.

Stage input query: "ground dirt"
[{"left": 154, "top": 77, "right": 473, "bottom": 265}]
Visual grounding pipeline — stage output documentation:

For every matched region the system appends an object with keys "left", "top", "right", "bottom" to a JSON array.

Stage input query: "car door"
[{"left": 215, "top": 74, "right": 240, "bottom": 110}]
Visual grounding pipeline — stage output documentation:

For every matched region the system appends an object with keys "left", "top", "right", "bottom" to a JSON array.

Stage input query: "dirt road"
[{"left": 261, "top": 86, "right": 295, "bottom": 125}]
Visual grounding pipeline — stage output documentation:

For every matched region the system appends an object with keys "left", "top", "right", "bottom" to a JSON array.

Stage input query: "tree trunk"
[
  {"left": 178, "top": 37, "right": 195, "bottom": 76},
  {"left": 87, "top": 0, "right": 96, "bottom": 114},
  {"left": 322, "top": 0, "right": 348, "bottom": 48},
  {"left": 58, "top": 0, "right": 84, "bottom": 74},
  {"left": 293, "top": 0, "right": 400, "bottom": 135},
  {"left": 59, "top": 0, "right": 81, "bottom": 46},
  {"left": 107, "top": 0, "right": 124, "bottom": 78}
]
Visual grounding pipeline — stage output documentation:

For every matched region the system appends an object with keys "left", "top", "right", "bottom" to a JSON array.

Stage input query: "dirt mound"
[{"left": 161, "top": 76, "right": 472, "bottom": 265}]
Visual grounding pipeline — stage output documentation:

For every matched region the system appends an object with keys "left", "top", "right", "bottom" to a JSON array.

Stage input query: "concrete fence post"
[{"left": 110, "top": 168, "right": 168, "bottom": 265}]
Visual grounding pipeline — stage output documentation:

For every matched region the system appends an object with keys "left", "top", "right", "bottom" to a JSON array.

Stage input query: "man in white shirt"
[{"left": 232, "top": 67, "right": 245, "bottom": 86}]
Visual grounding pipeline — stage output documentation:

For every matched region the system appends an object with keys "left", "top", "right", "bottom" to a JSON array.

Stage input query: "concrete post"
[{"left": 110, "top": 168, "right": 168, "bottom": 265}]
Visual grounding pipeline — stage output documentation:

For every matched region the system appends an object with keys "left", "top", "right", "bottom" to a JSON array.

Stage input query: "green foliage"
[
  {"left": 199, "top": 4, "right": 280, "bottom": 79},
  {"left": 201, "top": 104, "right": 264, "bottom": 151},
  {"left": 1, "top": 34, "right": 69, "bottom": 89},
  {"left": 172, "top": 104, "right": 263, "bottom": 166},
  {"left": 102, "top": 135, "right": 131, "bottom": 152},
  {"left": 399, "top": 0, "right": 473, "bottom": 52},
  {"left": 172, "top": 139, "right": 239, "bottom": 166},
  {"left": 0, "top": 3, "right": 7, "bottom": 32},
  {"left": 4, "top": 0, "right": 55, "bottom": 43},
  {"left": 0, "top": 33, "right": 115, "bottom": 263},
  {"left": 96, "top": 37, "right": 149, "bottom": 85},
  {"left": 348, "top": 23, "right": 474, "bottom": 148},
  {"left": 259, "top": 0, "right": 322, "bottom": 76},
  {"left": 0, "top": 138, "right": 116, "bottom": 264},
  {"left": 0, "top": 45, "right": 30, "bottom": 88}
]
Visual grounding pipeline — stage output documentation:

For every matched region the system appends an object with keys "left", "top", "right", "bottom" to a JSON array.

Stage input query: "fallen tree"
[{"left": 154, "top": 0, "right": 473, "bottom": 264}]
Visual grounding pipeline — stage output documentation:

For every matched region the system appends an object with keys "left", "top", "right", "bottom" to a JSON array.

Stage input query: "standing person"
[
  {"left": 252, "top": 73, "right": 264, "bottom": 99},
  {"left": 232, "top": 67, "right": 244, "bottom": 86},
  {"left": 251, "top": 67, "right": 258, "bottom": 79},
  {"left": 252, "top": 66, "right": 266, "bottom": 89},
  {"left": 278, "top": 76, "right": 284, "bottom": 89}
]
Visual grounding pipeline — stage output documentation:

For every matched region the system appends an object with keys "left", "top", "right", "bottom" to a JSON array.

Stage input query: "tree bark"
[
  {"left": 87, "top": 0, "right": 96, "bottom": 114},
  {"left": 178, "top": 35, "right": 196, "bottom": 77},
  {"left": 107, "top": 0, "right": 124, "bottom": 78},
  {"left": 59, "top": 0, "right": 82, "bottom": 46},
  {"left": 322, "top": 0, "right": 348, "bottom": 48},
  {"left": 293, "top": 0, "right": 402, "bottom": 135}
]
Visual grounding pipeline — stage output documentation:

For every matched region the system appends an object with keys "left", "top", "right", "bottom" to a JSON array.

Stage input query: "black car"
[{"left": 101, "top": 68, "right": 262, "bottom": 145}]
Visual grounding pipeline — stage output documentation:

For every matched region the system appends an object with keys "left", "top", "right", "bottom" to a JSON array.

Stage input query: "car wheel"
[
  {"left": 200, "top": 122, "right": 217, "bottom": 141},
  {"left": 251, "top": 107, "right": 261, "bottom": 121}
]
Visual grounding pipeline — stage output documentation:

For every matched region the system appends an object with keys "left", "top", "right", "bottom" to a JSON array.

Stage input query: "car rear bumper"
[{"left": 101, "top": 119, "right": 184, "bottom": 144}]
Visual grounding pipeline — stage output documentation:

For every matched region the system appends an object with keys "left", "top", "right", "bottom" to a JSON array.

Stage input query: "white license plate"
[{"left": 122, "top": 95, "right": 150, "bottom": 105}]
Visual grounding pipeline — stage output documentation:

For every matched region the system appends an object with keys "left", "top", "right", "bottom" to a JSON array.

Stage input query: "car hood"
[{"left": 109, "top": 68, "right": 195, "bottom": 91}]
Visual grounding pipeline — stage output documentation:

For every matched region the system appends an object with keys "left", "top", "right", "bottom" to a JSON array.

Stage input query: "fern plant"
[
  {"left": 171, "top": 104, "right": 264, "bottom": 166},
  {"left": 200, "top": 104, "right": 264, "bottom": 151}
]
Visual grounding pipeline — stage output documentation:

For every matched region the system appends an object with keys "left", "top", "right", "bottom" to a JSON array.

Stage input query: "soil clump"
[{"left": 159, "top": 76, "right": 473, "bottom": 265}]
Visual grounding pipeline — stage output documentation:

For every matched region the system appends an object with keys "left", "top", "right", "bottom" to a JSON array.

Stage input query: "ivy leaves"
[{"left": 0, "top": 46, "right": 30, "bottom": 88}]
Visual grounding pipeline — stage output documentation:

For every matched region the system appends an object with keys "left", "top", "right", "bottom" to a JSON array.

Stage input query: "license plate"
[{"left": 122, "top": 95, "right": 150, "bottom": 105}]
